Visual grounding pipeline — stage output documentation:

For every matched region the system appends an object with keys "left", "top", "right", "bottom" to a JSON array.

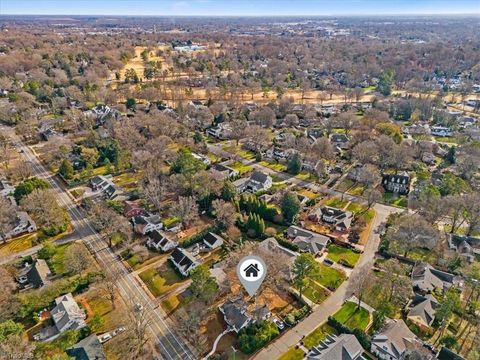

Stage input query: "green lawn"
[
  {"left": 333, "top": 301, "right": 370, "bottom": 330},
  {"left": 228, "top": 161, "right": 253, "bottom": 175},
  {"left": 160, "top": 294, "right": 181, "bottom": 315},
  {"left": 433, "top": 136, "right": 458, "bottom": 144},
  {"left": 323, "top": 197, "right": 349, "bottom": 210},
  {"left": 49, "top": 243, "right": 70, "bottom": 275},
  {"left": 383, "top": 192, "right": 408, "bottom": 208},
  {"left": 302, "top": 280, "right": 330, "bottom": 304},
  {"left": 326, "top": 244, "right": 361, "bottom": 268},
  {"left": 139, "top": 263, "right": 184, "bottom": 297},
  {"left": 259, "top": 160, "right": 287, "bottom": 172},
  {"left": 311, "top": 264, "right": 347, "bottom": 291},
  {"left": 278, "top": 347, "right": 305, "bottom": 360},
  {"left": 303, "top": 323, "right": 338, "bottom": 349}
]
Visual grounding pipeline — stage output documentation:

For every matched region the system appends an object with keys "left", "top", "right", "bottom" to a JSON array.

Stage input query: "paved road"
[
  {"left": 3, "top": 126, "right": 196, "bottom": 360},
  {"left": 208, "top": 142, "right": 403, "bottom": 359}
]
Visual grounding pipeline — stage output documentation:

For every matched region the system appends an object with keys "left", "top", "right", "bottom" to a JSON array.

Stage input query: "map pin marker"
[{"left": 237, "top": 255, "right": 267, "bottom": 297}]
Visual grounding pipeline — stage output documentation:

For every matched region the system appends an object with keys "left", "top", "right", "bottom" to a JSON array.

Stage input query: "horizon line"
[{"left": 1, "top": 13, "right": 479, "bottom": 17}]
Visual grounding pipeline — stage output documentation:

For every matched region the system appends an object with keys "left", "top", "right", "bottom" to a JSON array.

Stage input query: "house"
[
  {"left": 371, "top": 319, "right": 419, "bottom": 360},
  {"left": 0, "top": 179, "right": 14, "bottom": 197},
  {"left": 124, "top": 200, "right": 147, "bottom": 218},
  {"left": 17, "top": 259, "right": 52, "bottom": 288},
  {"left": 234, "top": 171, "right": 273, "bottom": 193},
  {"left": 411, "top": 262, "right": 463, "bottom": 293},
  {"left": 447, "top": 234, "right": 480, "bottom": 262},
  {"left": 436, "top": 347, "right": 465, "bottom": 360},
  {"left": 382, "top": 172, "right": 411, "bottom": 195},
  {"left": 307, "top": 333, "right": 364, "bottom": 360},
  {"left": 89, "top": 175, "right": 122, "bottom": 199},
  {"left": 259, "top": 237, "right": 298, "bottom": 261},
  {"left": 407, "top": 294, "right": 439, "bottom": 330},
  {"left": 431, "top": 126, "right": 453, "bottom": 137},
  {"left": 309, "top": 206, "right": 353, "bottom": 233},
  {"left": 211, "top": 163, "right": 239, "bottom": 180},
  {"left": 206, "top": 123, "right": 233, "bottom": 139},
  {"left": 191, "top": 152, "right": 211, "bottom": 166},
  {"left": 286, "top": 226, "right": 330, "bottom": 256},
  {"left": 330, "top": 134, "right": 349, "bottom": 150},
  {"left": 146, "top": 230, "right": 177, "bottom": 252},
  {"left": 169, "top": 248, "right": 199, "bottom": 276},
  {"left": 66, "top": 334, "right": 106, "bottom": 360},
  {"left": 0, "top": 211, "right": 37, "bottom": 241},
  {"left": 132, "top": 214, "right": 163, "bottom": 235},
  {"left": 202, "top": 232, "right": 224, "bottom": 251},
  {"left": 219, "top": 298, "right": 253, "bottom": 333},
  {"left": 35, "top": 293, "right": 87, "bottom": 341}
]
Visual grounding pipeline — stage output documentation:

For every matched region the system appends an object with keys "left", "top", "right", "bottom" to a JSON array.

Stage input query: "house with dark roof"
[
  {"left": 307, "top": 333, "right": 364, "bottom": 360},
  {"left": 447, "top": 234, "right": 480, "bottom": 263},
  {"left": 202, "top": 232, "right": 224, "bottom": 251},
  {"left": 371, "top": 319, "right": 420, "bottom": 360},
  {"left": 436, "top": 347, "right": 465, "bottom": 360},
  {"left": 407, "top": 294, "right": 439, "bottom": 330},
  {"left": 411, "top": 262, "right": 463, "bottom": 293},
  {"left": 309, "top": 206, "right": 353, "bottom": 233},
  {"left": 286, "top": 226, "right": 330, "bottom": 256},
  {"left": 66, "top": 334, "right": 106, "bottom": 360},
  {"left": 169, "top": 248, "right": 199, "bottom": 276},
  {"left": 382, "top": 172, "right": 411, "bottom": 195},
  {"left": 17, "top": 259, "right": 52, "bottom": 288},
  {"left": 219, "top": 298, "right": 253, "bottom": 333},
  {"left": 211, "top": 163, "right": 239, "bottom": 180},
  {"left": 89, "top": 175, "right": 122, "bottom": 199},
  {"left": 234, "top": 171, "right": 272, "bottom": 193},
  {"left": 146, "top": 230, "right": 177, "bottom": 252},
  {"left": 132, "top": 214, "right": 163, "bottom": 235},
  {"left": 124, "top": 200, "right": 147, "bottom": 218},
  {"left": 0, "top": 179, "right": 14, "bottom": 197},
  {"left": 330, "top": 133, "right": 349, "bottom": 150}
]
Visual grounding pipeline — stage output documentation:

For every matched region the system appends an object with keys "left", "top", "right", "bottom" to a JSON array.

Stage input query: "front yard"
[
  {"left": 138, "top": 262, "right": 185, "bottom": 297},
  {"left": 301, "top": 280, "right": 330, "bottom": 304},
  {"left": 326, "top": 244, "right": 361, "bottom": 268},
  {"left": 303, "top": 323, "right": 338, "bottom": 349},
  {"left": 333, "top": 301, "right": 370, "bottom": 331},
  {"left": 311, "top": 264, "right": 347, "bottom": 291}
]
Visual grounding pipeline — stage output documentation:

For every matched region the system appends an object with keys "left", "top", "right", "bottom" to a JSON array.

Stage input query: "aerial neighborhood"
[{"left": 0, "top": 5, "right": 479, "bottom": 360}]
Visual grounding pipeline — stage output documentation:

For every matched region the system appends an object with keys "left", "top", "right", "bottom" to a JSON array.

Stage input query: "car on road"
[
  {"left": 134, "top": 303, "right": 144, "bottom": 312},
  {"left": 323, "top": 258, "right": 334, "bottom": 266},
  {"left": 99, "top": 333, "right": 112, "bottom": 343},
  {"left": 112, "top": 327, "right": 126, "bottom": 336},
  {"left": 272, "top": 317, "right": 285, "bottom": 330}
]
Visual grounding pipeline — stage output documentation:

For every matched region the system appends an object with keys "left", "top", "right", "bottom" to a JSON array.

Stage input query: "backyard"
[{"left": 326, "top": 244, "right": 361, "bottom": 268}]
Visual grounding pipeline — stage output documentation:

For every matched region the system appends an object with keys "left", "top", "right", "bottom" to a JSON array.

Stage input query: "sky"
[{"left": 1, "top": 0, "right": 479, "bottom": 16}]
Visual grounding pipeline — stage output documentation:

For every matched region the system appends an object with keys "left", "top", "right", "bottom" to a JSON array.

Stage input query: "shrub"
[
  {"left": 14, "top": 177, "right": 49, "bottom": 203},
  {"left": 327, "top": 316, "right": 371, "bottom": 350},
  {"left": 238, "top": 320, "right": 279, "bottom": 354}
]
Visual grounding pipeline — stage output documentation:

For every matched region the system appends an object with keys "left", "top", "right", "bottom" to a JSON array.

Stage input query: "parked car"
[
  {"left": 273, "top": 317, "right": 285, "bottom": 330},
  {"left": 323, "top": 258, "right": 334, "bottom": 266},
  {"left": 99, "top": 333, "right": 112, "bottom": 343},
  {"left": 134, "top": 303, "right": 144, "bottom": 312}
]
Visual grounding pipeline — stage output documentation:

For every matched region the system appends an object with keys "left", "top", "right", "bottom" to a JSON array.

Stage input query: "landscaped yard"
[
  {"left": 383, "top": 192, "right": 408, "bottom": 208},
  {"left": 323, "top": 196, "right": 349, "bottom": 210},
  {"left": 278, "top": 347, "right": 305, "bottom": 360},
  {"left": 333, "top": 301, "right": 370, "bottom": 331},
  {"left": 228, "top": 161, "right": 253, "bottom": 175},
  {"left": 297, "top": 188, "right": 320, "bottom": 200},
  {"left": 259, "top": 160, "right": 287, "bottom": 172},
  {"left": 139, "top": 263, "right": 185, "bottom": 297},
  {"left": 301, "top": 280, "right": 330, "bottom": 304},
  {"left": 0, "top": 233, "right": 37, "bottom": 257},
  {"left": 326, "top": 244, "right": 361, "bottom": 268},
  {"left": 311, "top": 264, "right": 347, "bottom": 291},
  {"left": 303, "top": 323, "right": 338, "bottom": 349},
  {"left": 160, "top": 294, "right": 181, "bottom": 314},
  {"left": 112, "top": 171, "right": 143, "bottom": 189}
]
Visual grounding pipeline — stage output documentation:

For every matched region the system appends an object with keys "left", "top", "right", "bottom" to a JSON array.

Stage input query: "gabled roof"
[
  {"left": 250, "top": 171, "right": 270, "bottom": 184},
  {"left": 27, "top": 259, "right": 52, "bottom": 288},
  {"left": 219, "top": 298, "right": 251, "bottom": 332},
  {"left": 66, "top": 334, "right": 106, "bottom": 360},
  {"left": 330, "top": 134, "right": 349, "bottom": 143},
  {"left": 51, "top": 293, "right": 86, "bottom": 332},
  {"left": 411, "top": 262, "right": 456, "bottom": 292},
  {"left": 203, "top": 232, "right": 224, "bottom": 249},
  {"left": 307, "top": 333, "right": 364, "bottom": 360},
  {"left": 372, "top": 319, "right": 418, "bottom": 358},
  {"left": 437, "top": 347, "right": 465, "bottom": 360},
  {"left": 382, "top": 172, "right": 410, "bottom": 185},
  {"left": 287, "top": 226, "right": 330, "bottom": 255},
  {"left": 170, "top": 248, "right": 198, "bottom": 274},
  {"left": 408, "top": 294, "right": 439, "bottom": 326}
]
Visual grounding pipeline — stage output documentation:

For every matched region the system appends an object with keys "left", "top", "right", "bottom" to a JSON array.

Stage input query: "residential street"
[
  {"left": 2, "top": 126, "right": 196, "bottom": 360},
  {"left": 207, "top": 142, "right": 403, "bottom": 359}
]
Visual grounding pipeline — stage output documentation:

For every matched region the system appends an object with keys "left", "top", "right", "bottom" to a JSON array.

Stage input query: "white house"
[
  {"left": 169, "top": 248, "right": 199, "bottom": 276},
  {"left": 234, "top": 171, "right": 273, "bottom": 193},
  {"left": 1, "top": 211, "right": 37, "bottom": 241},
  {"left": 191, "top": 152, "right": 211, "bottom": 166},
  {"left": 202, "top": 232, "right": 224, "bottom": 251},
  {"left": 431, "top": 126, "right": 453, "bottom": 137},
  {"left": 146, "top": 230, "right": 177, "bottom": 252},
  {"left": 132, "top": 214, "right": 163, "bottom": 235},
  {"left": 371, "top": 319, "right": 419, "bottom": 360},
  {"left": 0, "top": 179, "right": 14, "bottom": 197}
]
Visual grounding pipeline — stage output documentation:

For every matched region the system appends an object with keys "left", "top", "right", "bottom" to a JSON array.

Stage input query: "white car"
[
  {"left": 273, "top": 318, "right": 285, "bottom": 330},
  {"left": 99, "top": 333, "right": 112, "bottom": 343}
]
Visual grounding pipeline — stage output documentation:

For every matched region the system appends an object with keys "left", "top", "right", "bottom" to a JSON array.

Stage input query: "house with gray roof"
[
  {"left": 17, "top": 259, "right": 52, "bottom": 288},
  {"left": 309, "top": 206, "right": 353, "bottom": 233},
  {"left": 132, "top": 214, "right": 163, "bottom": 235},
  {"left": 307, "top": 333, "right": 364, "bottom": 360},
  {"left": 169, "top": 247, "right": 199, "bottom": 276},
  {"left": 407, "top": 294, "right": 439, "bottom": 330},
  {"left": 448, "top": 234, "right": 480, "bottom": 263},
  {"left": 0, "top": 211, "right": 37, "bottom": 241},
  {"left": 286, "top": 226, "right": 330, "bottom": 256},
  {"left": 411, "top": 262, "right": 463, "bottom": 293},
  {"left": 66, "top": 334, "right": 106, "bottom": 360},
  {"left": 371, "top": 319, "right": 419, "bottom": 360},
  {"left": 234, "top": 171, "right": 272, "bottom": 193},
  {"left": 219, "top": 298, "right": 253, "bottom": 333}
]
